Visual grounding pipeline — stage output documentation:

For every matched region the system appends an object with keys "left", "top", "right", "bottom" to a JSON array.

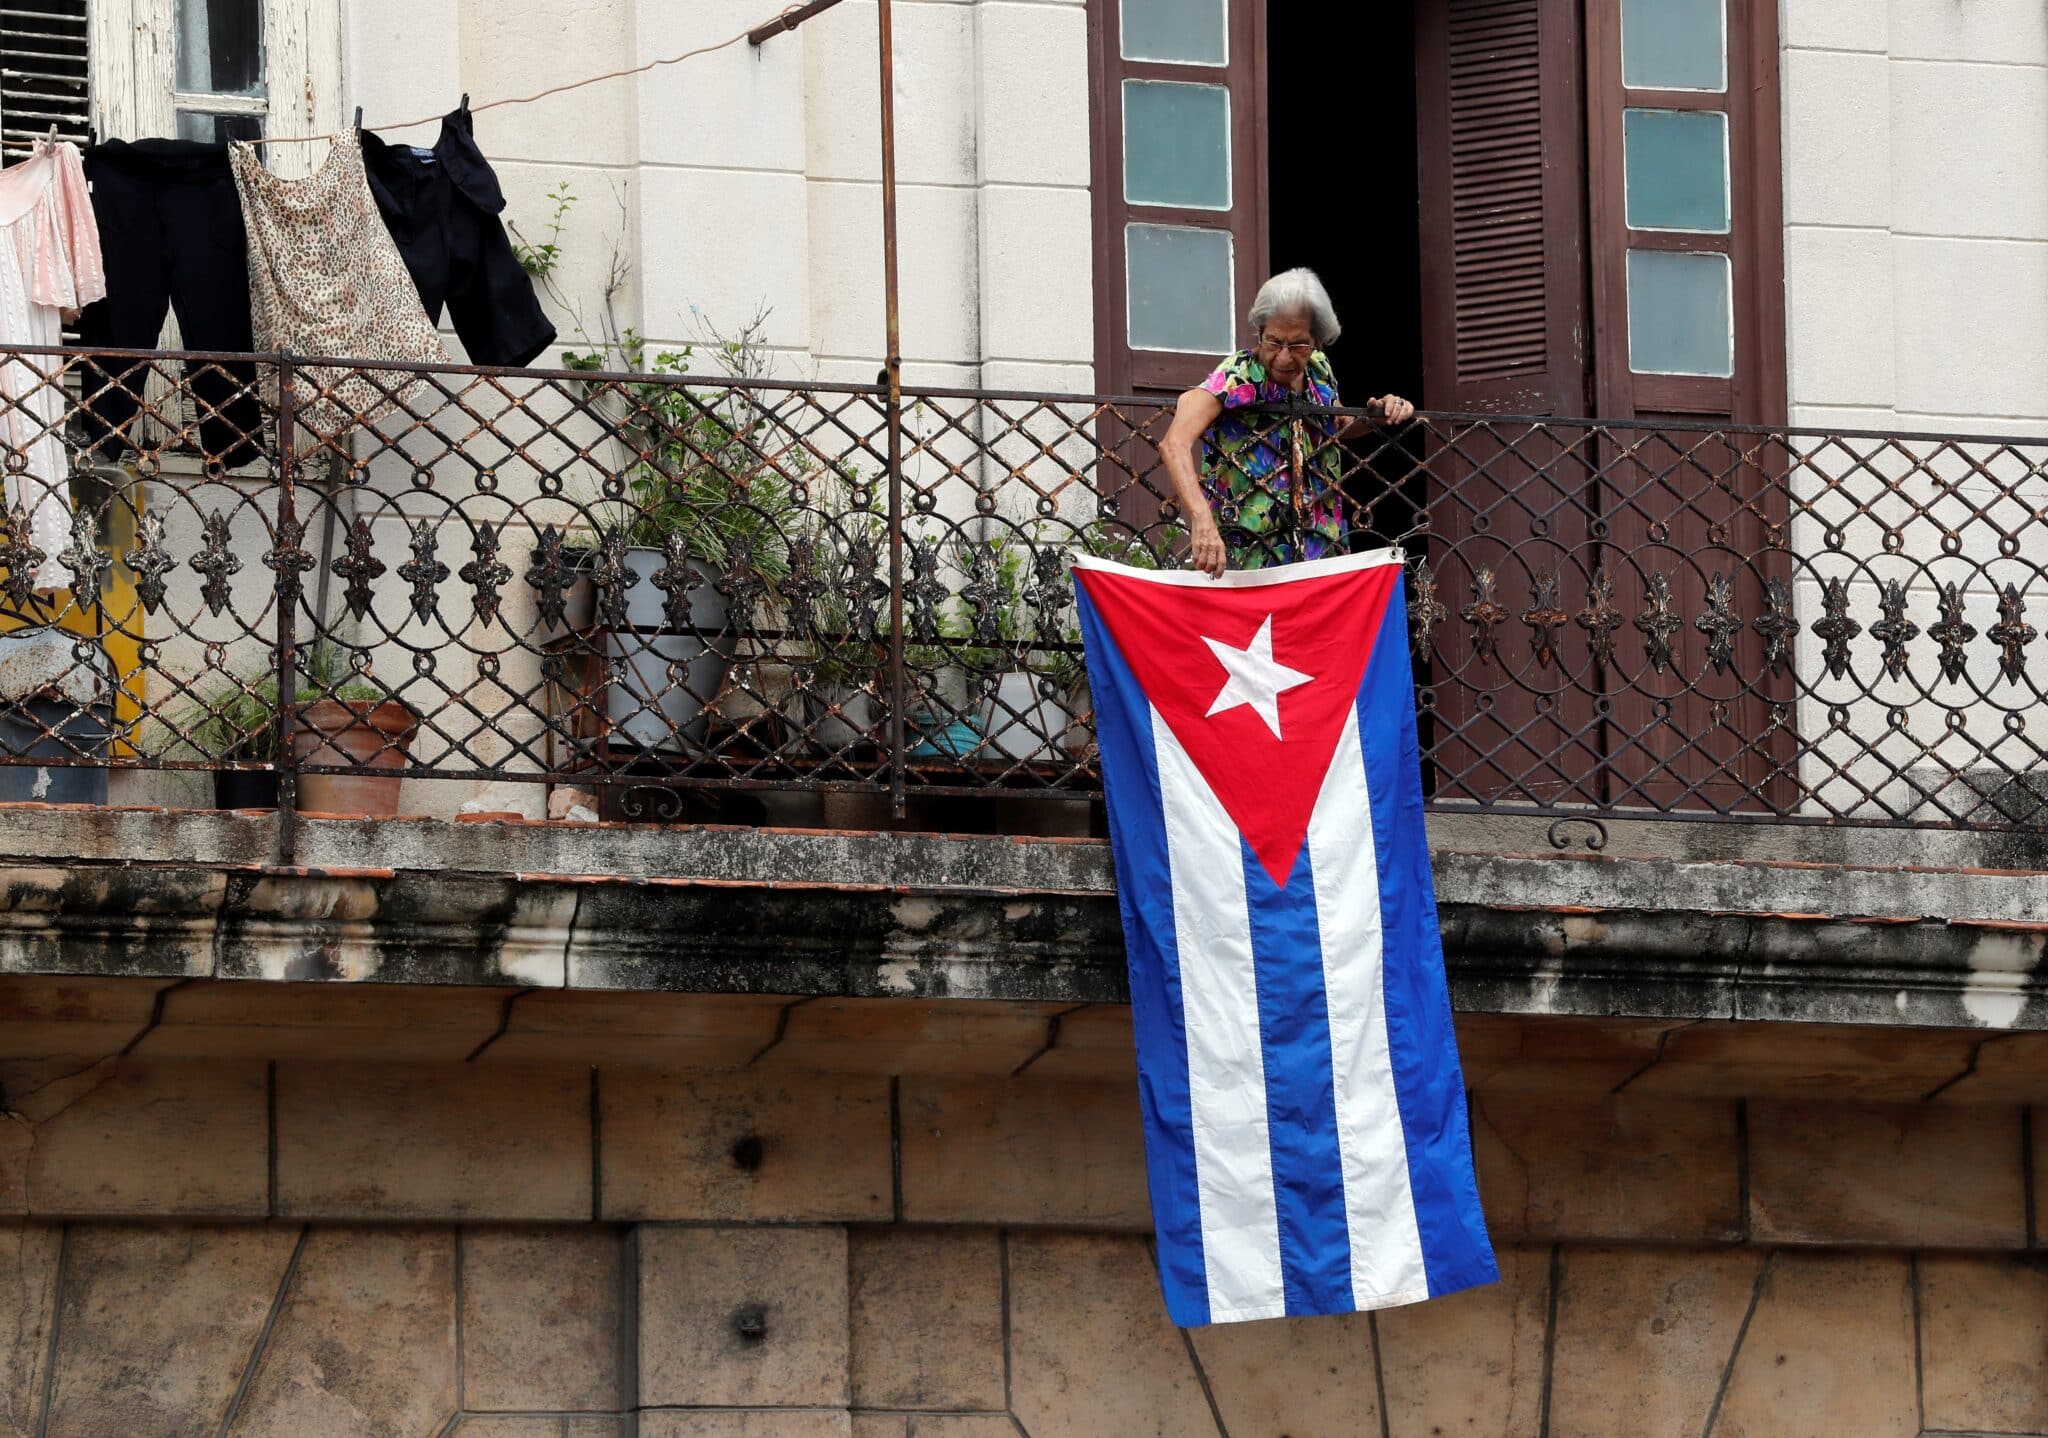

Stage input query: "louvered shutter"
[
  {"left": 1416, "top": 0, "right": 1587, "bottom": 416},
  {"left": 0, "top": 0, "right": 90, "bottom": 161},
  {"left": 1412, "top": 0, "right": 1596, "bottom": 808}
]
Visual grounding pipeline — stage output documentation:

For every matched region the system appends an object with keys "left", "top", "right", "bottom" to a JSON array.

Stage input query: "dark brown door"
[{"left": 1414, "top": 0, "right": 1602, "bottom": 809}]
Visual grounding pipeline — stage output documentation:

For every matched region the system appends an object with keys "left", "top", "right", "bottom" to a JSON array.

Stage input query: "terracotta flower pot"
[{"left": 289, "top": 698, "right": 417, "bottom": 817}]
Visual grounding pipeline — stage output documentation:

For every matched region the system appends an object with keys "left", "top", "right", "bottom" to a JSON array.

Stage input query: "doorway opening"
[{"left": 1266, "top": 3, "right": 1424, "bottom": 407}]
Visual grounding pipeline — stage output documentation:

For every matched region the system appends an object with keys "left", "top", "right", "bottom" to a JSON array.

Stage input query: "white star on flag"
[{"left": 1202, "top": 615, "right": 1313, "bottom": 739}]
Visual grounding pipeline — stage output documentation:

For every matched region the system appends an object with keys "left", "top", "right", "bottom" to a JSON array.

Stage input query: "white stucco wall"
[
  {"left": 341, "top": 0, "right": 1097, "bottom": 394},
  {"left": 1781, "top": 0, "right": 2048, "bottom": 436},
  {"left": 1779, "top": 0, "right": 2048, "bottom": 819}
]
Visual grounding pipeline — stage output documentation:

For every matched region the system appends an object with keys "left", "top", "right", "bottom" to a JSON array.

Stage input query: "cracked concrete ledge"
[{"left": 0, "top": 808, "right": 2042, "bottom": 1028}]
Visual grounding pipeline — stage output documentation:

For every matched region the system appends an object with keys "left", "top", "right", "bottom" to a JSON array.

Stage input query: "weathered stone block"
[
  {"left": 638, "top": 1415, "right": 850, "bottom": 1438},
  {"left": 1189, "top": 1308, "right": 1379, "bottom": 1437},
  {"left": 461, "top": 1226, "right": 622, "bottom": 1412},
  {"left": 1710, "top": 1252, "right": 1915, "bottom": 1437},
  {"left": 43, "top": 1225, "right": 298, "bottom": 1436},
  {"left": 1011, "top": 1004, "right": 1134, "bottom": 1083},
  {"left": 898, "top": 1080, "right": 1148, "bottom": 1229},
  {"left": 1918, "top": 1254, "right": 2048, "bottom": 1433},
  {"left": 1547, "top": 1246, "right": 1767, "bottom": 1438},
  {"left": 1376, "top": 1245, "right": 1548, "bottom": 1438},
  {"left": 138, "top": 981, "right": 508, "bottom": 1062},
  {"left": 601, "top": 1069, "right": 891, "bottom": 1221},
  {"left": 454, "top": 1421, "right": 622, "bottom": 1438},
  {"left": 483, "top": 990, "right": 788, "bottom": 1068},
  {"left": 638, "top": 1225, "right": 850, "bottom": 1408},
  {"left": 1007, "top": 1232, "right": 1216, "bottom": 1438},
  {"left": 1631, "top": 1020, "right": 1985, "bottom": 1102},
  {"left": 1457, "top": 1013, "right": 1680, "bottom": 1093},
  {"left": 849, "top": 1228, "right": 1004, "bottom": 1410},
  {"left": 766, "top": 999, "right": 1064, "bottom": 1077},
  {"left": 0, "top": 1223, "right": 61, "bottom": 1435},
  {"left": 0, "top": 976, "right": 169, "bottom": 1059},
  {"left": 1470, "top": 1094, "right": 1742, "bottom": 1242},
  {"left": 226, "top": 1227, "right": 457, "bottom": 1436},
  {"left": 276, "top": 1061, "right": 591, "bottom": 1221},
  {"left": 4, "top": 1058, "right": 267, "bottom": 1217},
  {"left": 1748, "top": 1101, "right": 2026, "bottom": 1247}
]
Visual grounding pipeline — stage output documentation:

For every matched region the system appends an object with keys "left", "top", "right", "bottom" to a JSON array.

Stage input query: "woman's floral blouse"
[{"left": 1197, "top": 349, "right": 1347, "bottom": 568}]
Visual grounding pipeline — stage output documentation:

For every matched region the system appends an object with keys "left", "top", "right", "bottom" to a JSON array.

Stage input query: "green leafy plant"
[
  {"left": 509, "top": 181, "right": 576, "bottom": 281},
  {"left": 562, "top": 323, "right": 802, "bottom": 583},
  {"left": 165, "top": 645, "right": 388, "bottom": 762}
]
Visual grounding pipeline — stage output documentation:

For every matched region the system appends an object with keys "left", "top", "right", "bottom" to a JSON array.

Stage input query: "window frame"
[
  {"left": 1585, "top": 0, "right": 1786, "bottom": 423},
  {"left": 91, "top": 0, "right": 344, "bottom": 175},
  {"left": 1088, "top": 0, "right": 1270, "bottom": 397}
]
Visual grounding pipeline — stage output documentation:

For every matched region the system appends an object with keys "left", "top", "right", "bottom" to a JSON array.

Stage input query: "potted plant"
[
  {"left": 168, "top": 645, "right": 415, "bottom": 817},
  {"left": 565, "top": 335, "right": 798, "bottom": 754},
  {"left": 0, "top": 628, "right": 113, "bottom": 805}
]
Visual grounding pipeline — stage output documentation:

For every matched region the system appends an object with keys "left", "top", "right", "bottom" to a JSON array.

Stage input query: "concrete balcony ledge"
[{"left": 0, "top": 805, "right": 2042, "bottom": 1030}]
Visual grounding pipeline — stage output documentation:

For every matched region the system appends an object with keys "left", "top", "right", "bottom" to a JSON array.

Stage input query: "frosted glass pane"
[
  {"left": 1124, "top": 82, "right": 1231, "bottom": 210},
  {"left": 1121, "top": 0, "right": 1226, "bottom": 65},
  {"left": 1624, "top": 109, "right": 1729, "bottom": 233},
  {"left": 1128, "top": 224, "right": 1234, "bottom": 353},
  {"left": 1622, "top": 0, "right": 1726, "bottom": 91},
  {"left": 1627, "top": 250, "right": 1732, "bottom": 376}
]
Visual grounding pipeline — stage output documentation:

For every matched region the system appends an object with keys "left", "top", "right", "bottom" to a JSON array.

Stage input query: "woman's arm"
[{"left": 1161, "top": 387, "right": 1228, "bottom": 578}]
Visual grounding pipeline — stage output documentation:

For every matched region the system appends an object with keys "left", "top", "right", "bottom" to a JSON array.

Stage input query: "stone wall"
[{"left": 0, "top": 1051, "right": 2040, "bottom": 1434}]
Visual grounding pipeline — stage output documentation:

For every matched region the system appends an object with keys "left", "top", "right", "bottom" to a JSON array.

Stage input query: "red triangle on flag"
[{"left": 1075, "top": 556, "right": 1400, "bottom": 887}]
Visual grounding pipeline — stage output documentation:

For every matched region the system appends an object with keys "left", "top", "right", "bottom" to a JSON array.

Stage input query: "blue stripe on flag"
[
  {"left": 1358, "top": 585, "right": 1500, "bottom": 1297},
  {"left": 1075, "top": 585, "right": 1211, "bottom": 1326},
  {"left": 1240, "top": 837, "right": 1356, "bottom": 1316}
]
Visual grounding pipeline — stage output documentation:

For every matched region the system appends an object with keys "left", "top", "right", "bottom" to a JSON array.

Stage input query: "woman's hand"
[
  {"left": 1366, "top": 393, "right": 1416, "bottom": 424},
  {"left": 1188, "top": 510, "right": 1228, "bottom": 580}
]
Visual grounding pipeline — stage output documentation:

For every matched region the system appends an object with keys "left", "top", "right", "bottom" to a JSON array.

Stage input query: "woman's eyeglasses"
[{"left": 1257, "top": 335, "right": 1316, "bottom": 359}]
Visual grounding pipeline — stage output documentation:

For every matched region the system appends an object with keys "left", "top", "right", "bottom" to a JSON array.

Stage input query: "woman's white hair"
[{"left": 1248, "top": 267, "right": 1341, "bottom": 348}]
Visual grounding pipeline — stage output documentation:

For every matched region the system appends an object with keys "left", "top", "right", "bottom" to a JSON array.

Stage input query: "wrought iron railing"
[{"left": 0, "top": 344, "right": 2044, "bottom": 846}]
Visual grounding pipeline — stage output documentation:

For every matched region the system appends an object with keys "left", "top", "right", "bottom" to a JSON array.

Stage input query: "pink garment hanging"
[{"left": 0, "top": 140, "right": 105, "bottom": 592}]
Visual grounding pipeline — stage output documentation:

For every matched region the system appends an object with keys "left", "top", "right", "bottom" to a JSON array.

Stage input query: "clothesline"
[{"left": 257, "top": 0, "right": 814, "bottom": 146}]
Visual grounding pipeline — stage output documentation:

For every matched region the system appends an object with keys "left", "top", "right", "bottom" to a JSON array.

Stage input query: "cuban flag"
[{"left": 1072, "top": 547, "right": 1495, "bottom": 1327}]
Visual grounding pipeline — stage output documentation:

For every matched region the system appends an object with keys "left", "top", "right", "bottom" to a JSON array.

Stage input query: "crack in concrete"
[
  {"left": 1009, "top": 1004, "right": 1091, "bottom": 1078},
  {"left": 463, "top": 988, "right": 536, "bottom": 1063},
  {"left": 1610, "top": 1019, "right": 1705, "bottom": 1095},
  {"left": 215, "top": 1224, "right": 309, "bottom": 1438},
  {"left": 1698, "top": 1249, "right": 1775, "bottom": 1438},
  {"left": 743, "top": 996, "right": 815, "bottom": 1067},
  {"left": 117, "top": 978, "right": 195, "bottom": 1058}
]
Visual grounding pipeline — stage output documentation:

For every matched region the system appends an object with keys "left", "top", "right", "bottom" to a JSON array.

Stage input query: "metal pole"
[
  {"left": 746, "top": 0, "right": 848, "bottom": 46},
  {"left": 878, "top": 0, "right": 906, "bottom": 820},
  {"left": 273, "top": 353, "right": 300, "bottom": 864}
]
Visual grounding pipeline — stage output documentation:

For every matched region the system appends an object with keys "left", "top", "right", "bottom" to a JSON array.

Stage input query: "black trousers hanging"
[
  {"left": 73, "top": 140, "right": 263, "bottom": 467},
  {"left": 360, "top": 108, "right": 556, "bottom": 369}
]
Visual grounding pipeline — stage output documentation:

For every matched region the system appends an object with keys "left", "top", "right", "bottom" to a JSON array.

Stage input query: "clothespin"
[
  {"left": 459, "top": 93, "right": 470, "bottom": 116},
  {"left": 44, "top": 123, "right": 57, "bottom": 150},
  {"left": 353, "top": 106, "right": 364, "bottom": 133}
]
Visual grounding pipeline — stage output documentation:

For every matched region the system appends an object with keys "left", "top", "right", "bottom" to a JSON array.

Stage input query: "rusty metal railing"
[{"left": 0, "top": 345, "right": 2043, "bottom": 844}]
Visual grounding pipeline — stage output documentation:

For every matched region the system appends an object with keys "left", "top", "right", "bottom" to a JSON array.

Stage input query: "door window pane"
[
  {"left": 1627, "top": 249, "right": 1732, "bottom": 376},
  {"left": 1621, "top": 0, "right": 1726, "bottom": 91},
  {"left": 1124, "top": 81, "right": 1231, "bottom": 210},
  {"left": 176, "top": 111, "right": 264, "bottom": 145},
  {"left": 177, "top": 0, "right": 264, "bottom": 96},
  {"left": 1121, "top": 0, "right": 1226, "bottom": 66},
  {"left": 1624, "top": 108, "right": 1729, "bottom": 233},
  {"left": 1127, "top": 224, "right": 1234, "bottom": 353}
]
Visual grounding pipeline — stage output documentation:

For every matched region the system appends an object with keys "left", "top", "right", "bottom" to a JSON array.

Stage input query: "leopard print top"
[{"left": 229, "top": 138, "right": 447, "bottom": 431}]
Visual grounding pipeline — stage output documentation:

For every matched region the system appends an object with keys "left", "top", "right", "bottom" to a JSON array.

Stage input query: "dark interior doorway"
[{"left": 1266, "top": 3, "right": 1424, "bottom": 407}]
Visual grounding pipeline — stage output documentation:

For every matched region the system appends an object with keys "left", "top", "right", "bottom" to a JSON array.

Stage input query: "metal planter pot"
[{"left": 602, "top": 547, "right": 733, "bottom": 752}]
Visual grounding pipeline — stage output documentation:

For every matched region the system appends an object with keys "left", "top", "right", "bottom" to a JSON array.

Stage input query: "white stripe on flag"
[
  {"left": 1154, "top": 706, "right": 1286, "bottom": 1321},
  {"left": 1307, "top": 709, "right": 1429, "bottom": 1307}
]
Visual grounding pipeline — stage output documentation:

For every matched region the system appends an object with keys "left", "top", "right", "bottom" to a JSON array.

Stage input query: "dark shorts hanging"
[
  {"left": 360, "top": 108, "right": 557, "bottom": 370},
  {"left": 73, "top": 139, "right": 263, "bottom": 468}
]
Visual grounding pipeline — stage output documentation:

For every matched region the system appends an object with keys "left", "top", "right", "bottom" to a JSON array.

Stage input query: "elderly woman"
[{"left": 1160, "top": 268, "right": 1414, "bottom": 578}]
